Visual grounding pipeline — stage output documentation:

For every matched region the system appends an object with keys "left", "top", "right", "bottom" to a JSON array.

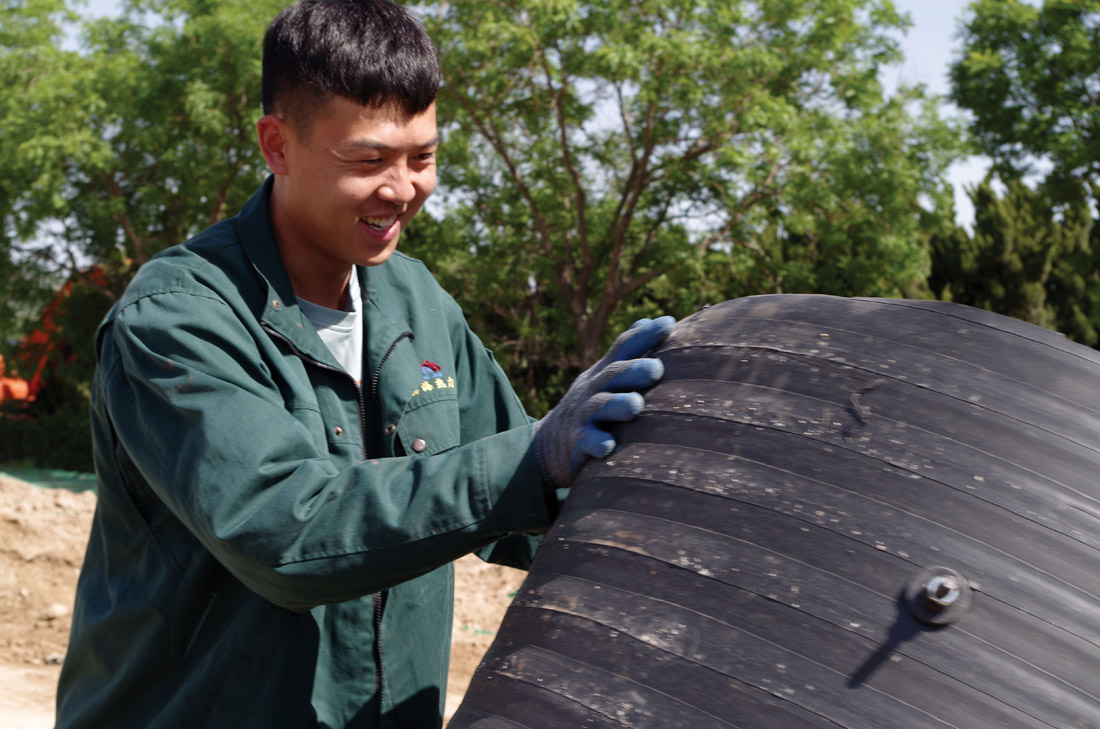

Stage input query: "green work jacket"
[{"left": 56, "top": 179, "right": 554, "bottom": 728}]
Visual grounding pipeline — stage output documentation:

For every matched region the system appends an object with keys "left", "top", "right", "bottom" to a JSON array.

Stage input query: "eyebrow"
[{"left": 334, "top": 137, "right": 440, "bottom": 154}]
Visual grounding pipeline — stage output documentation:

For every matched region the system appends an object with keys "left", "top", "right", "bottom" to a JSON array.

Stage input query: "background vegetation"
[{"left": 1, "top": 0, "right": 1097, "bottom": 470}]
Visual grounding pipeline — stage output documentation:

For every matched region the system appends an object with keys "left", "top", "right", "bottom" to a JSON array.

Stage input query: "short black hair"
[{"left": 262, "top": 0, "right": 440, "bottom": 134}]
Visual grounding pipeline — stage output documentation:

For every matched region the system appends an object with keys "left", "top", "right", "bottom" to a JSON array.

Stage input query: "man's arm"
[
  {"left": 100, "top": 288, "right": 552, "bottom": 612},
  {"left": 440, "top": 291, "right": 553, "bottom": 569}
]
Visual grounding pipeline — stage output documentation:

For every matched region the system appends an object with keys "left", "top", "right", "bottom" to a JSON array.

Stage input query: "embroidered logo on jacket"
[{"left": 412, "top": 360, "right": 455, "bottom": 397}]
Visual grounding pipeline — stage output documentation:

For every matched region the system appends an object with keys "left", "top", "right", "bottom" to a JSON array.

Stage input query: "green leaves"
[
  {"left": 951, "top": 0, "right": 1100, "bottom": 194},
  {"left": 1, "top": 0, "right": 970, "bottom": 419},
  {"left": 930, "top": 178, "right": 1100, "bottom": 345},
  {"left": 422, "top": 0, "right": 957, "bottom": 409},
  {"left": 2, "top": 0, "right": 277, "bottom": 266},
  {"left": 937, "top": 0, "right": 1100, "bottom": 348},
  {"left": 0, "top": 0, "right": 280, "bottom": 412}
]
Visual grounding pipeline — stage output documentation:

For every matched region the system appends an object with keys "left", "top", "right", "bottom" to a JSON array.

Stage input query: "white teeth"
[{"left": 362, "top": 215, "right": 397, "bottom": 229}]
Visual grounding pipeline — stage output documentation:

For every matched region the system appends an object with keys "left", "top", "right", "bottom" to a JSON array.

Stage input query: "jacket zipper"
[
  {"left": 369, "top": 331, "right": 414, "bottom": 402},
  {"left": 260, "top": 322, "right": 413, "bottom": 413},
  {"left": 365, "top": 330, "right": 411, "bottom": 723},
  {"left": 262, "top": 321, "right": 412, "bottom": 721},
  {"left": 260, "top": 323, "right": 349, "bottom": 381}
]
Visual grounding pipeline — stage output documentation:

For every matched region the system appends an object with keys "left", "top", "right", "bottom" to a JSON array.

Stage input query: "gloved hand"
[{"left": 534, "top": 316, "right": 676, "bottom": 490}]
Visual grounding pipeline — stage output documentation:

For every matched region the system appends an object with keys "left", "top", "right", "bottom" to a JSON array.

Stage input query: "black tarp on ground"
[{"left": 450, "top": 295, "right": 1100, "bottom": 729}]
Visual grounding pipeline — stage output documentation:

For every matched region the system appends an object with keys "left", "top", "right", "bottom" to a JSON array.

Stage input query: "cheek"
[
  {"left": 330, "top": 176, "right": 373, "bottom": 203},
  {"left": 416, "top": 171, "right": 438, "bottom": 203}
]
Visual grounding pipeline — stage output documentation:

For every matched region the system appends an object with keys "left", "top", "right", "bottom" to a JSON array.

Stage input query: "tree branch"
[
  {"left": 607, "top": 96, "right": 660, "bottom": 291},
  {"left": 543, "top": 40, "right": 591, "bottom": 273},
  {"left": 208, "top": 157, "right": 244, "bottom": 226},
  {"left": 66, "top": 247, "right": 116, "bottom": 302},
  {"left": 102, "top": 174, "right": 148, "bottom": 265},
  {"left": 442, "top": 67, "right": 584, "bottom": 318}
]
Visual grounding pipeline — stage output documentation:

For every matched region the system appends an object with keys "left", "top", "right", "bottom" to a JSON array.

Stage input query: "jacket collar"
[
  {"left": 236, "top": 177, "right": 344, "bottom": 367},
  {"left": 235, "top": 179, "right": 419, "bottom": 410}
]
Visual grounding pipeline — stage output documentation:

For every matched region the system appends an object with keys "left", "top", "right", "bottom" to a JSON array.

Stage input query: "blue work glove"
[{"left": 534, "top": 316, "right": 676, "bottom": 490}]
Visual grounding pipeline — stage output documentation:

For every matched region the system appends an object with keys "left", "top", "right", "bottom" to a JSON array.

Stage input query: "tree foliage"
[
  {"left": 930, "top": 178, "right": 1100, "bottom": 345},
  {"left": 950, "top": 0, "right": 1100, "bottom": 200},
  {"left": 0, "top": 0, "right": 279, "bottom": 358},
  {"left": 3, "top": 0, "right": 964, "bottom": 424},
  {"left": 415, "top": 0, "right": 959, "bottom": 410},
  {"left": 935, "top": 0, "right": 1100, "bottom": 348}
]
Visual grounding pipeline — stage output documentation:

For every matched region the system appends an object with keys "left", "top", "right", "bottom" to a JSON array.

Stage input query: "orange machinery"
[{"left": 0, "top": 355, "right": 33, "bottom": 404}]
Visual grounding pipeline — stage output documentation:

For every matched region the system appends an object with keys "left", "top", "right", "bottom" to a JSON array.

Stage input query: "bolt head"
[
  {"left": 925, "top": 575, "right": 961, "bottom": 609},
  {"left": 904, "top": 565, "right": 972, "bottom": 626}
]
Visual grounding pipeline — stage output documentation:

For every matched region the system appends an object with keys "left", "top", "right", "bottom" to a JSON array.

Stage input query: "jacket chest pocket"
[{"left": 396, "top": 389, "right": 460, "bottom": 457}]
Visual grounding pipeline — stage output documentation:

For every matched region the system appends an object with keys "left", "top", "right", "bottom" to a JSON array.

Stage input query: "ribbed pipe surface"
[{"left": 450, "top": 295, "right": 1100, "bottom": 729}]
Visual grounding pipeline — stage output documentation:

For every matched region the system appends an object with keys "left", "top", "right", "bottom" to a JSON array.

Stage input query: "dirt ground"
[{"left": 0, "top": 473, "right": 524, "bottom": 727}]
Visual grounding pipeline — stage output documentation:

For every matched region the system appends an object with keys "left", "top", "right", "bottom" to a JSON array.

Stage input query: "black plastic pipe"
[{"left": 450, "top": 295, "right": 1100, "bottom": 729}]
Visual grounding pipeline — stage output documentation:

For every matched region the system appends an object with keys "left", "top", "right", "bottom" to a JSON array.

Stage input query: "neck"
[
  {"left": 296, "top": 274, "right": 351, "bottom": 311},
  {"left": 269, "top": 181, "right": 352, "bottom": 310}
]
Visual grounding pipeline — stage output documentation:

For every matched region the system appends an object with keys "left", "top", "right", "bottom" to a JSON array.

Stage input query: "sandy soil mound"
[{"left": 0, "top": 473, "right": 523, "bottom": 727}]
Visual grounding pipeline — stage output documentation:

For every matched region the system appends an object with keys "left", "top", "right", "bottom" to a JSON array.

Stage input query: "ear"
[{"left": 257, "top": 114, "right": 292, "bottom": 175}]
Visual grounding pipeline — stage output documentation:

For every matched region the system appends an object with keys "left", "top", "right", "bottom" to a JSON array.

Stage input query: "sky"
[
  {"left": 883, "top": 0, "right": 1001, "bottom": 226},
  {"left": 886, "top": 0, "right": 977, "bottom": 98},
  {"left": 75, "top": 0, "right": 1007, "bottom": 226}
]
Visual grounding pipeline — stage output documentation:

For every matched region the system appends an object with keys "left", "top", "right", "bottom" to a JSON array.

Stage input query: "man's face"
[{"left": 271, "top": 96, "right": 438, "bottom": 270}]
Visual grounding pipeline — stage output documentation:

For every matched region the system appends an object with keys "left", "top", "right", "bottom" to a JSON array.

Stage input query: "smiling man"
[
  {"left": 261, "top": 98, "right": 440, "bottom": 301},
  {"left": 55, "top": 1, "right": 672, "bottom": 728}
]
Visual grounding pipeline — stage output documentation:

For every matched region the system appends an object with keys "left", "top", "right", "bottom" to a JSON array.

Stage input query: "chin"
[{"left": 360, "top": 244, "right": 399, "bottom": 267}]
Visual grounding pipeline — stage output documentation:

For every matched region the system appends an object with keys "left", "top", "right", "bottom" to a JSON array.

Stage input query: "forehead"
[{"left": 305, "top": 96, "right": 438, "bottom": 151}]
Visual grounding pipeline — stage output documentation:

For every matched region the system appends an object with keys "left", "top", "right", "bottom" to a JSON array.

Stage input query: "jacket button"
[
  {"left": 272, "top": 299, "right": 281, "bottom": 309},
  {"left": 384, "top": 424, "right": 396, "bottom": 436},
  {"left": 333, "top": 426, "right": 343, "bottom": 436},
  {"left": 411, "top": 438, "right": 427, "bottom": 453}
]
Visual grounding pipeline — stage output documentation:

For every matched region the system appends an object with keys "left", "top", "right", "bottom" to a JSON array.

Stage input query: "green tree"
[
  {"left": 416, "top": 0, "right": 959, "bottom": 410},
  {"left": 3, "top": 0, "right": 963, "bottom": 421},
  {"left": 0, "top": 0, "right": 282, "bottom": 468},
  {"left": 950, "top": 0, "right": 1100, "bottom": 201},
  {"left": 1, "top": 0, "right": 278, "bottom": 358},
  {"left": 930, "top": 178, "right": 1100, "bottom": 344},
  {"left": 939, "top": 0, "right": 1100, "bottom": 346},
  {"left": 0, "top": 0, "right": 73, "bottom": 343}
]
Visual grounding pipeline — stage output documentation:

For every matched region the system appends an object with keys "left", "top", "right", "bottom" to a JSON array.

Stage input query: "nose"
[{"left": 377, "top": 163, "right": 417, "bottom": 205}]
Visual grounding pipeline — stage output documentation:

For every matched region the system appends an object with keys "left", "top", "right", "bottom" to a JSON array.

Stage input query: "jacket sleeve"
[
  {"left": 439, "top": 291, "right": 560, "bottom": 569},
  {"left": 100, "top": 287, "right": 553, "bottom": 612}
]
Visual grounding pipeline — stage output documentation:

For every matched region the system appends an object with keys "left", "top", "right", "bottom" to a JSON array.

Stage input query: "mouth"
[{"left": 361, "top": 214, "right": 399, "bottom": 231}]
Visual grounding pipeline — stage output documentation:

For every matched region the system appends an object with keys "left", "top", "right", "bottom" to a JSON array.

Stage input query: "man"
[{"left": 55, "top": 1, "right": 672, "bottom": 727}]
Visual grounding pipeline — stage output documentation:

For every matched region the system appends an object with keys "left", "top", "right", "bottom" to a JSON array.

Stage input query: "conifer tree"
[{"left": 930, "top": 179, "right": 1099, "bottom": 344}]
